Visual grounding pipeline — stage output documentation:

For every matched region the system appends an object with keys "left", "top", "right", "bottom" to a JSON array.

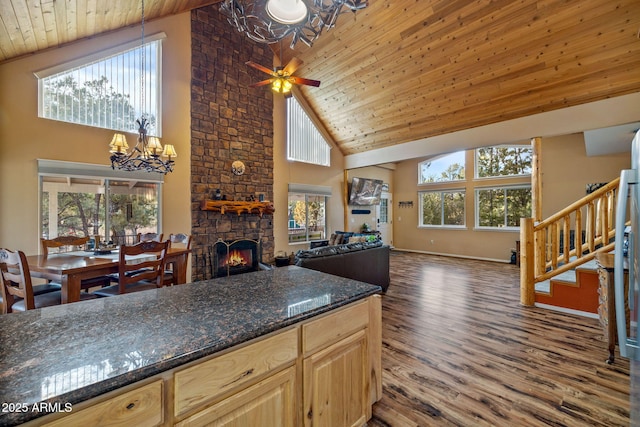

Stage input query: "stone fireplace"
[{"left": 190, "top": 6, "right": 274, "bottom": 282}]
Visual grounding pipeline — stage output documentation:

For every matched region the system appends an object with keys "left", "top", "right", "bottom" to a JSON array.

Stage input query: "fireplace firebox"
[{"left": 214, "top": 239, "right": 261, "bottom": 277}]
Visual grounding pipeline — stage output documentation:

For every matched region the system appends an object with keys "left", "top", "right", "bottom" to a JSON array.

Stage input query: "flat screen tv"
[{"left": 348, "top": 177, "right": 384, "bottom": 206}]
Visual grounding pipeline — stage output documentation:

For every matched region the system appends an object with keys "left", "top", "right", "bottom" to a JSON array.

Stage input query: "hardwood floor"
[{"left": 369, "top": 251, "right": 630, "bottom": 427}]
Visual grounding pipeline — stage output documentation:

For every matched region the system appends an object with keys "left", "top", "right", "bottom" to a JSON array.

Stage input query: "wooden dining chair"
[
  {"left": 41, "top": 235, "right": 90, "bottom": 255},
  {"left": 41, "top": 236, "right": 112, "bottom": 291},
  {"left": 0, "top": 248, "right": 96, "bottom": 313},
  {"left": 137, "top": 232, "right": 164, "bottom": 242},
  {"left": 162, "top": 233, "right": 192, "bottom": 286},
  {"left": 92, "top": 240, "right": 169, "bottom": 297}
]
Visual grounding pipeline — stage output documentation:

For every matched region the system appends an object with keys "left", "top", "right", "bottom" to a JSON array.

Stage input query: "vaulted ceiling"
[{"left": 2, "top": 0, "right": 639, "bottom": 160}]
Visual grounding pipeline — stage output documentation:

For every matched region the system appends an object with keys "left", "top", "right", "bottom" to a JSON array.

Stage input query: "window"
[
  {"left": 476, "top": 186, "right": 532, "bottom": 229},
  {"left": 418, "top": 151, "right": 465, "bottom": 184},
  {"left": 287, "top": 96, "right": 331, "bottom": 166},
  {"left": 36, "top": 34, "right": 164, "bottom": 136},
  {"left": 39, "top": 160, "right": 162, "bottom": 245},
  {"left": 287, "top": 184, "right": 331, "bottom": 244},
  {"left": 288, "top": 194, "right": 327, "bottom": 243},
  {"left": 475, "top": 146, "right": 532, "bottom": 178},
  {"left": 419, "top": 190, "right": 465, "bottom": 227}
]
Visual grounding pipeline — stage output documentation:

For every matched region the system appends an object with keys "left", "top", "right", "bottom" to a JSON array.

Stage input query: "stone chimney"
[{"left": 190, "top": 5, "right": 274, "bottom": 281}]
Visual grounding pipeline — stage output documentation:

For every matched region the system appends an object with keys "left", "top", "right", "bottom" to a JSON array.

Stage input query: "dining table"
[{"left": 25, "top": 247, "right": 190, "bottom": 303}]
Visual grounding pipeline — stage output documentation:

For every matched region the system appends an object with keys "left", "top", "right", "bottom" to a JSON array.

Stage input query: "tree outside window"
[
  {"left": 418, "top": 151, "right": 465, "bottom": 184},
  {"left": 288, "top": 193, "right": 327, "bottom": 243},
  {"left": 41, "top": 176, "right": 160, "bottom": 244},
  {"left": 476, "top": 186, "right": 531, "bottom": 228},
  {"left": 38, "top": 39, "right": 162, "bottom": 135},
  {"left": 419, "top": 190, "right": 465, "bottom": 227},
  {"left": 476, "top": 146, "right": 531, "bottom": 178}
]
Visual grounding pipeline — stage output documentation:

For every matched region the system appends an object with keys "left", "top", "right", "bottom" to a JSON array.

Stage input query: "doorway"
[{"left": 376, "top": 192, "right": 393, "bottom": 247}]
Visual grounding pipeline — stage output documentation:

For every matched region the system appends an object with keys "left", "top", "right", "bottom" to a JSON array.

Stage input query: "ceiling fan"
[{"left": 246, "top": 57, "right": 321, "bottom": 95}]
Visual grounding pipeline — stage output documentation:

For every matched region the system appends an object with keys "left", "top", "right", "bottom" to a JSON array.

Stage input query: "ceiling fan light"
[
  {"left": 282, "top": 79, "right": 293, "bottom": 92},
  {"left": 272, "top": 78, "right": 283, "bottom": 92},
  {"left": 266, "top": 0, "right": 308, "bottom": 25}
]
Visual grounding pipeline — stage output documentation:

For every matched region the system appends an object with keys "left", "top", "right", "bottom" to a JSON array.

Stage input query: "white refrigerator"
[{"left": 615, "top": 129, "right": 640, "bottom": 426}]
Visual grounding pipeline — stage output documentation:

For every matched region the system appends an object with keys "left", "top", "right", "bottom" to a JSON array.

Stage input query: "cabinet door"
[
  {"left": 303, "top": 329, "right": 368, "bottom": 427},
  {"left": 175, "top": 366, "right": 296, "bottom": 427},
  {"left": 43, "top": 380, "right": 163, "bottom": 427},
  {"left": 174, "top": 328, "right": 298, "bottom": 418}
]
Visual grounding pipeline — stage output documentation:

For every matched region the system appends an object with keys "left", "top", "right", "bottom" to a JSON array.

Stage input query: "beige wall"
[
  {"left": 392, "top": 135, "right": 630, "bottom": 262},
  {"left": 273, "top": 92, "right": 347, "bottom": 257},
  {"left": 345, "top": 166, "right": 394, "bottom": 234},
  {"left": 539, "top": 133, "right": 629, "bottom": 218},
  {"left": 0, "top": 14, "right": 191, "bottom": 274}
]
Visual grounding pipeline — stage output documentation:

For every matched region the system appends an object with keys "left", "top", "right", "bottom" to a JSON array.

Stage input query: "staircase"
[
  {"left": 520, "top": 177, "right": 622, "bottom": 315},
  {"left": 533, "top": 258, "right": 600, "bottom": 318}
]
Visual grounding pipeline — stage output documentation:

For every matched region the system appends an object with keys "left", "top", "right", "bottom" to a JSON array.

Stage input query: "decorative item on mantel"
[
  {"left": 231, "top": 160, "right": 246, "bottom": 176},
  {"left": 108, "top": 0, "right": 177, "bottom": 175},
  {"left": 200, "top": 200, "right": 275, "bottom": 217}
]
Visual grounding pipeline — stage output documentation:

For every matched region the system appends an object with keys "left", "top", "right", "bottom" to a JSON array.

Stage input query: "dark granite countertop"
[{"left": 0, "top": 266, "right": 381, "bottom": 426}]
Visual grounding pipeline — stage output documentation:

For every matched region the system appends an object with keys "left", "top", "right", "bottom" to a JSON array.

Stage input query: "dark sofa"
[{"left": 294, "top": 241, "right": 390, "bottom": 292}]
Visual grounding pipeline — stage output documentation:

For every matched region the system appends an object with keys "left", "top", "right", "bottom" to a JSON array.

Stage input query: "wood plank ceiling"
[{"left": 1, "top": 0, "right": 639, "bottom": 157}]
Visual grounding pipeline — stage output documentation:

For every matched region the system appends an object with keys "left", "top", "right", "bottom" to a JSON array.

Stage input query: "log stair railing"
[{"left": 520, "top": 177, "right": 622, "bottom": 306}]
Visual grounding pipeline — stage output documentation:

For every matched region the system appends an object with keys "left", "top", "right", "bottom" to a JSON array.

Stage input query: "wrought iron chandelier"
[
  {"left": 220, "top": 0, "right": 368, "bottom": 49},
  {"left": 109, "top": 0, "right": 176, "bottom": 174}
]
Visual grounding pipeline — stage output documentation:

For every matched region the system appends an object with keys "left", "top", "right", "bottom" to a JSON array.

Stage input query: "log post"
[
  {"left": 531, "top": 137, "right": 542, "bottom": 222},
  {"left": 344, "top": 170, "right": 349, "bottom": 231},
  {"left": 520, "top": 217, "right": 536, "bottom": 306}
]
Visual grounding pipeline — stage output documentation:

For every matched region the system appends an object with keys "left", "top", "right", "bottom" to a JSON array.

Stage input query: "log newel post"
[
  {"left": 520, "top": 217, "right": 536, "bottom": 306},
  {"left": 531, "top": 137, "right": 542, "bottom": 222},
  {"left": 344, "top": 169, "right": 349, "bottom": 231}
]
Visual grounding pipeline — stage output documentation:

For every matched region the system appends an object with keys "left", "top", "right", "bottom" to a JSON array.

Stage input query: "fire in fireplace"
[{"left": 214, "top": 239, "right": 260, "bottom": 277}]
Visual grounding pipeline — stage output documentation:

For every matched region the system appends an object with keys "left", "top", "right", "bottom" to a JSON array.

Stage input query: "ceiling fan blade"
[
  {"left": 246, "top": 61, "right": 275, "bottom": 76},
  {"left": 249, "top": 78, "right": 275, "bottom": 88},
  {"left": 283, "top": 57, "right": 303, "bottom": 75},
  {"left": 290, "top": 76, "right": 321, "bottom": 87}
]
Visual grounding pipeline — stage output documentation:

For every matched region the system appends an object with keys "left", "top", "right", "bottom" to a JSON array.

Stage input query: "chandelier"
[
  {"left": 220, "top": 0, "right": 369, "bottom": 49},
  {"left": 109, "top": 0, "right": 177, "bottom": 174}
]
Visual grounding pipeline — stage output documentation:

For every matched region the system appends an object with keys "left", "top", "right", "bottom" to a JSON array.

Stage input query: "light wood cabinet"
[
  {"left": 303, "top": 330, "right": 368, "bottom": 427},
  {"left": 26, "top": 296, "right": 382, "bottom": 427},
  {"left": 42, "top": 380, "right": 163, "bottom": 427},
  {"left": 174, "top": 328, "right": 298, "bottom": 418},
  {"left": 175, "top": 366, "right": 296, "bottom": 427}
]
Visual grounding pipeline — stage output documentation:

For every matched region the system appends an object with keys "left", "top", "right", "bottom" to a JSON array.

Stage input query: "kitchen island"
[{"left": 0, "top": 266, "right": 382, "bottom": 426}]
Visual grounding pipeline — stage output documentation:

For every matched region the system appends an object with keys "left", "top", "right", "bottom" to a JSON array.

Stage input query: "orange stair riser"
[{"left": 535, "top": 270, "right": 599, "bottom": 314}]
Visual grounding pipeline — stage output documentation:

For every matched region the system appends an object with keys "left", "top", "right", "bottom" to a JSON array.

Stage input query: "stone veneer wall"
[{"left": 190, "top": 6, "right": 274, "bottom": 281}]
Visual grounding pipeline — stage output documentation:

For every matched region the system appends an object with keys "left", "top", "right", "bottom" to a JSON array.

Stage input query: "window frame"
[
  {"left": 35, "top": 33, "right": 165, "bottom": 136},
  {"left": 287, "top": 192, "right": 328, "bottom": 244},
  {"left": 418, "top": 189, "right": 466, "bottom": 228},
  {"left": 474, "top": 184, "right": 532, "bottom": 231},
  {"left": 418, "top": 151, "right": 466, "bottom": 184},
  {"left": 286, "top": 96, "right": 331, "bottom": 167},
  {"left": 474, "top": 145, "right": 532, "bottom": 180},
  {"left": 38, "top": 160, "right": 164, "bottom": 246}
]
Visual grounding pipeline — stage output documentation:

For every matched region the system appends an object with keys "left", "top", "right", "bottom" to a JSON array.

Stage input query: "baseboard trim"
[
  {"left": 391, "top": 247, "right": 511, "bottom": 264},
  {"left": 534, "top": 302, "right": 599, "bottom": 319}
]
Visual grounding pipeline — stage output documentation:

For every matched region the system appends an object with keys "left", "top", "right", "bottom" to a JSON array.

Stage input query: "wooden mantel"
[{"left": 200, "top": 200, "right": 275, "bottom": 216}]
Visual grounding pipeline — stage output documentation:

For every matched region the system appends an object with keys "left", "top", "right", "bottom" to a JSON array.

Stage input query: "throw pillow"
[{"left": 328, "top": 233, "right": 338, "bottom": 245}]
